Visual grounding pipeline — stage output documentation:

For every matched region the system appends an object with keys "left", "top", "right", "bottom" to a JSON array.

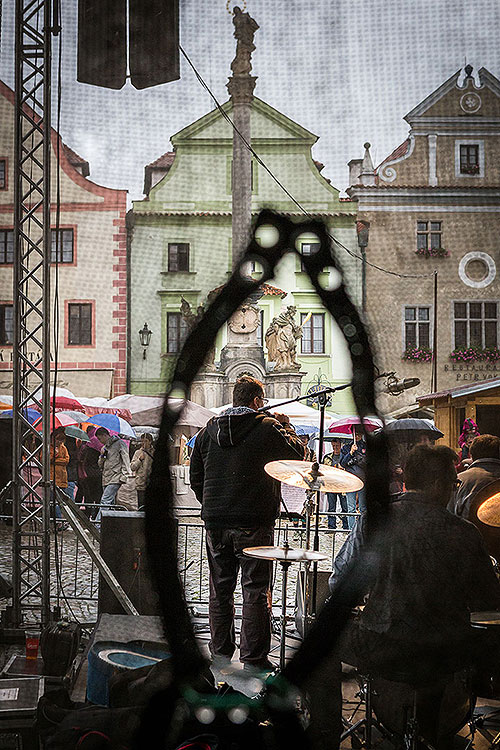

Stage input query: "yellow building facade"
[{"left": 348, "top": 66, "right": 500, "bottom": 433}]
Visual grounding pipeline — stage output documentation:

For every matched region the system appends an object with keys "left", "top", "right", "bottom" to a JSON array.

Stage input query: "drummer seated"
[{"left": 304, "top": 445, "right": 500, "bottom": 750}]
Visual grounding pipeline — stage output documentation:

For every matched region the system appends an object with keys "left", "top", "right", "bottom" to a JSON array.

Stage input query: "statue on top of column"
[{"left": 230, "top": 6, "right": 259, "bottom": 76}]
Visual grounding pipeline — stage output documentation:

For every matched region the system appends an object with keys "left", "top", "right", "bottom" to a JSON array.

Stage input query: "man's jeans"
[
  {"left": 326, "top": 493, "right": 348, "bottom": 529},
  {"left": 345, "top": 487, "right": 366, "bottom": 530},
  {"left": 95, "top": 483, "right": 120, "bottom": 523},
  {"left": 205, "top": 525, "right": 273, "bottom": 665}
]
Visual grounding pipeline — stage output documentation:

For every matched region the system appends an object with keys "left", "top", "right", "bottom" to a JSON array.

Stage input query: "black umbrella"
[{"left": 382, "top": 418, "right": 443, "bottom": 438}]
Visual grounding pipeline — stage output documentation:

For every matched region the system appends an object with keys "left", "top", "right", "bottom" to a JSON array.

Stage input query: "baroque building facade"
[
  {"left": 348, "top": 66, "right": 500, "bottom": 426},
  {"left": 129, "top": 96, "right": 362, "bottom": 412},
  {"left": 0, "top": 80, "right": 128, "bottom": 397}
]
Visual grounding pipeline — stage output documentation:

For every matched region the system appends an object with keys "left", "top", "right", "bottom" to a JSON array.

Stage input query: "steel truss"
[{"left": 11, "top": 0, "right": 52, "bottom": 626}]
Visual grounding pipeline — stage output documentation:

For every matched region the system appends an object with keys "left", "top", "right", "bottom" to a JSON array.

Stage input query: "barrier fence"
[{"left": 0, "top": 497, "right": 356, "bottom": 624}]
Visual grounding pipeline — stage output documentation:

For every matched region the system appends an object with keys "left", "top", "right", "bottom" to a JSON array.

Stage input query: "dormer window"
[
  {"left": 455, "top": 140, "right": 483, "bottom": 178},
  {"left": 460, "top": 145, "right": 479, "bottom": 175}
]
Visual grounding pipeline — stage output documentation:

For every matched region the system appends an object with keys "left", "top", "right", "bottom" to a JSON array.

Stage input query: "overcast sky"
[{"left": 1, "top": 0, "right": 499, "bottom": 203}]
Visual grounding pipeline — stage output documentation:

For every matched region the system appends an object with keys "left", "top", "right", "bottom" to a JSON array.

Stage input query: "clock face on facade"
[
  {"left": 460, "top": 92, "right": 482, "bottom": 113},
  {"left": 229, "top": 305, "right": 260, "bottom": 333}
]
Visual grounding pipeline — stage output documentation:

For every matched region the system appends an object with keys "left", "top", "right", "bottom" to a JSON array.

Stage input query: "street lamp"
[{"left": 138, "top": 322, "right": 153, "bottom": 359}]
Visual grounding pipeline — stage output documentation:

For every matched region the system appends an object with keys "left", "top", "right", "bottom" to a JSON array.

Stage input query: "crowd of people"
[{"left": 46, "top": 426, "right": 155, "bottom": 521}]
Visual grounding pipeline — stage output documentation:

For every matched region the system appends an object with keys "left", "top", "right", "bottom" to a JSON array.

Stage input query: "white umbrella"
[{"left": 211, "top": 399, "right": 337, "bottom": 427}]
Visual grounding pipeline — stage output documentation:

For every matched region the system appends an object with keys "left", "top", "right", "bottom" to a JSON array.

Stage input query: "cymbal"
[
  {"left": 471, "top": 611, "right": 500, "bottom": 626},
  {"left": 477, "top": 492, "right": 500, "bottom": 527},
  {"left": 265, "top": 460, "right": 364, "bottom": 493},
  {"left": 243, "top": 545, "right": 328, "bottom": 562}
]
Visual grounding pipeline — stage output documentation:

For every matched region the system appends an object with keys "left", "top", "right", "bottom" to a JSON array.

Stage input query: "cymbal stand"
[{"left": 276, "top": 540, "right": 293, "bottom": 671}]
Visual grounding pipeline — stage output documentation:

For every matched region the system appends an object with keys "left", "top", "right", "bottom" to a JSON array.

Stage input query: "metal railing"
[{"left": 0, "top": 496, "right": 358, "bottom": 623}]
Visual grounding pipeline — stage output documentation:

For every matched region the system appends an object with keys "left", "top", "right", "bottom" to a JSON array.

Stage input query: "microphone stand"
[{"left": 260, "top": 383, "right": 350, "bottom": 635}]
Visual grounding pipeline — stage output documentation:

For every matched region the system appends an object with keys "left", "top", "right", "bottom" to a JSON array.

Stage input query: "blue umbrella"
[
  {"left": 186, "top": 433, "right": 198, "bottom": 448},
  {"left": 87, "top": 413, "right": 136, "bottom": 438},
  {"left": 0, "top": 408, "right": 40, "bottom": 424},
  {"left": 292, "top": 424, "right": 318, "bottom": 436}
]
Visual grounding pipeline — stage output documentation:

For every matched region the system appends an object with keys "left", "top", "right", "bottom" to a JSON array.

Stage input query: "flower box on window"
[
  {"left": 460, "top": 164, "right": 480, "bottom": 175},
  {"left": 450, "top": 347, "right": 500, "bottom": 363},
  {"left": 414, "top": 247, "right": 449, "bottom": 258},
  {"left": 402, "top": 346, "right": 433, "bottom": 363}
]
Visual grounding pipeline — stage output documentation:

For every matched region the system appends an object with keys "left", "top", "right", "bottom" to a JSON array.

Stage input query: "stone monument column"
[{"left": 227, "top": 6, "right": 259, "bottom": 267}]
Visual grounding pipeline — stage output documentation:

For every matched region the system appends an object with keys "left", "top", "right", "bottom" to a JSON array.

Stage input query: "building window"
[
  {"left": 0, "top": 160, "right": 6, "bottom": 190},
  {"left": 0, "top": 230, "right": 13, "bottom": 264},
  {"left": 68, "top": 303, "right": 92, "bottom": 345},
  {"left": 404, "top": 306, "right": 431, "bottom": 349},
  {"left": 167, "top": 243, "right": 189, "bottom": 272},
  {"left": 167, "top": 312, "right": 189, "bottom": 353},
  {"left": 300, "top": 242, "right": 321, "bottom": 270},
  {"left": 454, "top": 301, "right": 498, "bottom": 349},
  {"left": 51, "top": 228, "right": 74, "bottom": 263},
  {"left": 459, "top": 144, "right": 480, "bottom": 175},
  {"left": 301, "top": 313, "right": 325, "bottom": 354},
  {"left": 416, "top": 221, "right": 442, "bottom": 251},
  {"left": 0, "top": 304, "right": 14, "bottom": 345}
]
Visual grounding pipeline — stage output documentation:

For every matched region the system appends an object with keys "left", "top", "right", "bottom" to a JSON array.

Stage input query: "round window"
[{"left": 458, "top": 252, "right": 496, "bottom": 288}]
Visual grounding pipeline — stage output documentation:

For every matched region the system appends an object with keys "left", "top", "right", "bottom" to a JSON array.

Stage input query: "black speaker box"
[
  {"left": 98, "top": 511, "right": 177, "bottom": 615},
  {"left": 295, "top": 570, "right": 332, "bottom": 637}
]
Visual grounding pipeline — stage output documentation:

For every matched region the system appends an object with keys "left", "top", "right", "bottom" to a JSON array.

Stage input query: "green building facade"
[{"left": 129, "top": 97, "right": 362, "bottom": 413}]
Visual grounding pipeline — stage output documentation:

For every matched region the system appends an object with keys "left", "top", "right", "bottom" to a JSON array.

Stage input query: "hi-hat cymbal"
[
  {"left": 243, "top": 545, "right": 328, "bottom": 562},
  {"left": 265, "top": 460, "right": 364, "bottom": 493}
]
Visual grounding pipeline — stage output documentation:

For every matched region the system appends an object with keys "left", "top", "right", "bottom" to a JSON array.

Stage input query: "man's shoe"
[{"left": 242, "top": 659, "right": 275, "bottom": 674}]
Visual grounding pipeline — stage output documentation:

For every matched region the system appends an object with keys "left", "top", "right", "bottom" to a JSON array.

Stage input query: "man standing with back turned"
[{"left": 190, "top": 375, "right": 306, "bottom": 672}]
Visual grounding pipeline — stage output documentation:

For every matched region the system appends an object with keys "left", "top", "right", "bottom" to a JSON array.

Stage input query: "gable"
[
  {"left": 405, "top": 67, "right": 500, "bottom": 124},
  {"left": 172, "top": 97, "right": 318, "bottom": 146}
]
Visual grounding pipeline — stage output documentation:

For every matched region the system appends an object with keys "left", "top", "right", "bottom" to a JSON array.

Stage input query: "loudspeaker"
[
  {"left": 99, "top": 511, "right": 176, "bottom": 615},
  {"left": 295, "top": 570, "right": 332, "bottom": 637}
]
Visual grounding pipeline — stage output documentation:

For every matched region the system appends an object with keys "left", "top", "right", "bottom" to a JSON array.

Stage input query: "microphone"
[{"left": 381, "top": 376, "right": 421, "bottom": 396}]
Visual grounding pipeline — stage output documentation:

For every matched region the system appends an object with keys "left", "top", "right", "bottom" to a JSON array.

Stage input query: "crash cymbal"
[
  {"left": 243, "top": 545, "right": 328, "bottom": 562},
  {"left": 477, "top": 492, "right": 500, "bottom": 527},
  {"left": 265, "top": 459, "right": 364, "bottom": 493}
]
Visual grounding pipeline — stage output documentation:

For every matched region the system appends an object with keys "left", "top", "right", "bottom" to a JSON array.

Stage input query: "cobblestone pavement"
[{"left": 0, "top": 516, "right": 350, "bottom": 623}]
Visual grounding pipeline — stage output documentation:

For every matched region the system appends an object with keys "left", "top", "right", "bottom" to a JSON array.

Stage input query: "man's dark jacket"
[{"left": 190, "top": 409, "right": 306, "bottom": 529}]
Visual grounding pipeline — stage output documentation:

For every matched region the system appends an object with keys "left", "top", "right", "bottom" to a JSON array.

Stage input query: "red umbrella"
[
  {"left": 327, "top": 416, "right": 383, "bottom": 434},
  {"left": 34, "top": 413, "right": 79, "bottom": 432},
  {"left": 29, "top": 396, "right": 84, "bottom": 412}
]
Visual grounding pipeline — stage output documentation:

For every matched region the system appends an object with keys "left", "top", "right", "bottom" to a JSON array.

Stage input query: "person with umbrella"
[
  {"left": 323, "top": 439, "right": 349, "bottom": 531},
  {"left": 79, "top": 426, "right": 104, "bottom": 518},
  {"left": 95, "top": 427, "right": 132, "bottom": 521},
  {"left": 339, "top": 427, "right": 366, "bottom": 529}
]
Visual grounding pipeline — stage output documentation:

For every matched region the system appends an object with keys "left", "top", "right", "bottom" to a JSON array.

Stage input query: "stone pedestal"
[
  {"left": 190, "top": 371, "right": 227, "bottom": 409},
  {"left": 264, "top": 371, "right": 305, "bottom": 401}
]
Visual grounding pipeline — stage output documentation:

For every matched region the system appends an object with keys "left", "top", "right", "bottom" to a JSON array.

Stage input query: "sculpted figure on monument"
[
  {"left": 265, "top": 306, "right": 303, "bottom": 372},
  {"left": 231, "top": 6, "right": 259, "bottom": 75}
]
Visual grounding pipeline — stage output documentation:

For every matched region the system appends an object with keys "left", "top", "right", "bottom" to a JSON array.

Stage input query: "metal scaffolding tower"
[{"left": 11, "top": 0, "right": 52, "bottom": 626}]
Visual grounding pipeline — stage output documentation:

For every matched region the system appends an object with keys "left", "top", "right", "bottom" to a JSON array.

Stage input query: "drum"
[{"left": 371, "top": 670, "right": 474, "bottom": 741}]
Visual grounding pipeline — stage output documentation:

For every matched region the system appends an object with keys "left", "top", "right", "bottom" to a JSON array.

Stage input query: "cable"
[
  {"left": 50, "top": 26, "right": 82, "bottom": 626},
  {"left": 179, "top": 45, "right": 433, "bottom": 282}
]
